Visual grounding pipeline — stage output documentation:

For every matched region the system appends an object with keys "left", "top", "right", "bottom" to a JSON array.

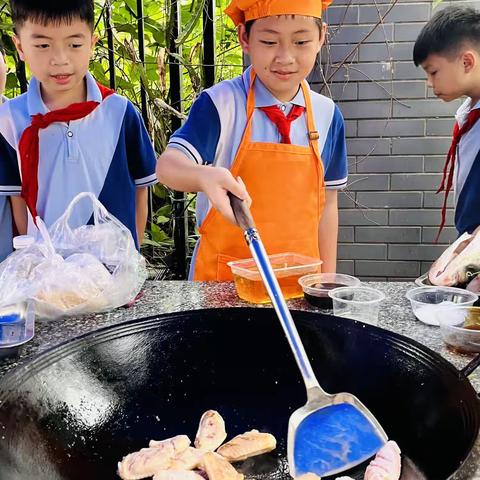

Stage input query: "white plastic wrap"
[{"left": 0, "top": 192, "right": 147, "bottom": 319}]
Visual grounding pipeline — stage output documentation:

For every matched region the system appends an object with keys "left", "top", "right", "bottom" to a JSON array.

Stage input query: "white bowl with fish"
[{"left": 406, "top": 286, "right": 478, "bottom": 326}]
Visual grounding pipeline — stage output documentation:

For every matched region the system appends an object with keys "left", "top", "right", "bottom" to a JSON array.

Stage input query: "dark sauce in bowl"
[{"left": 304, "top": 282, "right": 348, "bottom": 309}]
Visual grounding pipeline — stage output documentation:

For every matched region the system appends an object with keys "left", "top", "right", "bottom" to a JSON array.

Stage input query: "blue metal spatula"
[{"left": 228, "top": 193, "right": 388, "bottom": 478}]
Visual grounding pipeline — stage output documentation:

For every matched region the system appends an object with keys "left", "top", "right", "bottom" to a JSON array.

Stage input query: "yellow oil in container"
[{"left": 233, "top": 272, "right": 305, "bottom": 304}]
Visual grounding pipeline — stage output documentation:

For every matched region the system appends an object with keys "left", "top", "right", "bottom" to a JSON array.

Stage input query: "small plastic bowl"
[
  {"left": 405, "top": 286, "right": 478, "bottom": 326},
  {"left": 298, "top": 273, "right": 361, "bottom": 309},
  {"left": 328, "top": 286, "right": 386, "bottom": 326},
  {"left": 437, "top": 306, "right": 480, "bottom": 353}
]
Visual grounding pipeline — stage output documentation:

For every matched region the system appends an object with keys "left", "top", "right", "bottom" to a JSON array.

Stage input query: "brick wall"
[{"left": 310, "top": 0, "right": 480, "bottom": 280}]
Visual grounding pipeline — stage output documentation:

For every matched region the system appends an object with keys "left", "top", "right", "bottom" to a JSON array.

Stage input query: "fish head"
[{"left": 429, "top": 230, "right": 480, "bottom": 286}]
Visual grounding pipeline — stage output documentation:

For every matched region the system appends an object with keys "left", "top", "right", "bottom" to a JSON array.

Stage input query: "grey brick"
[
  {"left": 328, "top": 83, "right": 358, "bottom": 101},
  {"left": 422, "top": 227, "right": 458, "bottom": 244},
  {"left": 388, "top": 244, "right": 447, "bottom": 261},
  {"left": 393, "top": 61, "right": 426, "bottom": 80},
  {"left": 347, "top": 138, "right": 391, "bottom": 155},
  {"left": 325, "top": 5, "right": 359, "bottom": 24},
  {"left": 338, "top": 226, "right": 355, "bottom": 243},
  {"left": 338, "top": 100, "right": 392, "bottom": 119},
  {"left": 424, "top": 156, "right": 447, "bottom": 173},
  {"left": 356, "top": 226, "right": 421, "bottom": 243},
  {"left": 326, "top": 45, "right": 359, "bottom": 64},
  {"left": 358, "top": 80, "right": 426, "bottom": 100},
  {"left": 348, "top": 157, "right": 357, "bottom": 174},
  {"left": 329, "top": 62, "right": 395, "bottom": 82},
  {"left": 392, "top": 137, "right": 451, "bottom": 155},
  {"left": 340, "top": 209, "right": 389, "bottom": 225},
  {"left": 391, "top": 174, "right": 442, "bottom": 190},
  {"left": 356, "top": 156, "right": 423, "bottom": 173},
  {"left": 389, "top": 209, "right": 454, "bottom": 226},
  {"left": 338, "top": 191, "right": 357, "bottom": 208},
  {"left": 393, "top": 99, "right": 462, "bottom": 118},
  {"left": 358, "top": 119, "right": 425, "bottom": 137},
  {"left": 357, "top": 192, "right": 422, "bottom": 208},
  {"left": 423, "top": 191, "right": 454, "bottom": 208},
  {"left": 347, "top": 174, "right": 390, "bottom": 191},
  {"left": 426, "top": 119, "right": 455, "bottom": 136},
  {"left": 337, "top": 260, "right": 355, "bottom": 275},
  {"left": 420, "top": 262, "right": 434, "bottom": 276},
  {"left": 394, "top": 23, "right": 425, "bottom": 42},
  {"left": 329, "top": 24, "right": 394, "bottom": 44},
  {"left": 338, "top": 243, "right": 387, "bottom": 260},
  {"left": 359, "top": 42, "right": 416, "bottom": 62},
  {"left": 355, "top": 260, "right": 420, "bottom": 277},
  {"left": 359, "top": 4, "right": 431, "bottom": 23},
  {"left": 344, "top": 120, "right": 357, "bottom": 137}
]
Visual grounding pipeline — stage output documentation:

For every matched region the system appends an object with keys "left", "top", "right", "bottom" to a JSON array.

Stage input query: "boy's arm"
[
  {"left": 318, "top": 189, "right": 339, "bottom": 273},
  {"left": 135, "top": 187, "right": 148, "bottom": 245},
  {"left": 10, "top": 196, "right": 27, "bottom": 235},
  {"left": 157, "top": 148, "right": 250, "bottom": 225}
]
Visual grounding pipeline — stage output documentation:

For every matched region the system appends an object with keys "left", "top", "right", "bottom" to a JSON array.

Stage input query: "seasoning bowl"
[
  {"left": 405, "top": 286, "right": 478, "bottom": 326},
  {"left": 298, "top": 273, "right": 361, "bottom": 309},
  {"left": 437, "top": 306, "right": 480, "bottom": 353},
  {"left": 328, "top": 286, "right": 386, "bottom": 326}
]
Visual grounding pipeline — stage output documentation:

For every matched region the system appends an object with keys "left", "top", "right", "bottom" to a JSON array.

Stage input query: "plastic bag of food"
[{"left": 0, "top": 192, "right": 147, "bottom": 319}]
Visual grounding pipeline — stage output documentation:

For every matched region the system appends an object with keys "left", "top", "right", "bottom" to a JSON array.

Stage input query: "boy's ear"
[
  {"left": 91, "top": 34, "right": 99, "bottom": 53},
  {"left": 12, "top": 35, "right": 25, "bottom": 62},
  {"left": 462, "top": 50, "right": 476, "bottom": 73},
  {"left": 318, "top": 21, "right": 327, "bottom": 51},
  {"left": 237, "top": 24, "right": 250, "bottom": 55}
]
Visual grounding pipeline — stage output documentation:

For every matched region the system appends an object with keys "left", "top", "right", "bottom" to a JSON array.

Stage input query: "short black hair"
[
  {"left": 413, "top": 6, "right": 480, "bottom": 66},
  {"left": 10, "top": 0, "right": 95, "bottom": 31},
  {"left": 245, "top": 16, "right": 323, "bottom": 36}
]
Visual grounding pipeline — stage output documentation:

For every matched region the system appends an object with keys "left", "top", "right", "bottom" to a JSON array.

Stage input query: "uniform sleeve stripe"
[
  {"left": 325, "top": 176, "right": 348, "bottom": 186},
  {"left": 168, "top": 138, "right": 202, "bottom": 164},
  {"left": 135, "top": 174, "right": 158, "bottom": 187},
  {"left": 0, "top": 186, "right": 21, "bottom": 193}
]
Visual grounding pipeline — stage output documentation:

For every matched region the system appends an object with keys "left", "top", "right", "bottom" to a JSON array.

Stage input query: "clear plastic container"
[
  {"left": 298, "top": 273, "right": 361, "bottom": 309},
  {"left": 0, "top": 302, "right": 35, "bottom": 358},
  {"left": 228, "top": 253, "right": 322, "bottom": 304},
  {"left": 405, "top": 286, "right": 478, "bottom": 326},
  {"left": 437, "top": 305, "right": 480, "bottom": 353},
  {"left": 328, "top": 286, "right": 386, "bottom": 326}
]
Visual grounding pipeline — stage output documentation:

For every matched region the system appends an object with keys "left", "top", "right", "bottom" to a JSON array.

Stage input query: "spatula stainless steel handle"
[{"left": 228, "top": 193, "right": 324, "bottom": 394}]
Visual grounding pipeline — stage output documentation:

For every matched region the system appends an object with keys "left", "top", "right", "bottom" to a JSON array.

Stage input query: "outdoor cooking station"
[{"left": 0, "top": 280, "right": 479, "bottom": 480}]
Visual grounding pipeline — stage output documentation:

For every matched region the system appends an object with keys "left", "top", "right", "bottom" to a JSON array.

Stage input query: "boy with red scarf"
[
  {"left": 0, "top": 0, "right": 157, "bottom": 248},
  {"left": 414, "top": 6, "right": 480, "bottom": 239}
]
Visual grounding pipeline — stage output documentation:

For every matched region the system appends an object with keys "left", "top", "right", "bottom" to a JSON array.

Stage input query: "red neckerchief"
[
  {"left": 19, "top": 83, "right": 114, "bottom": 221},
  {"left": 259, "top": 105, "right": 305, "bottom": 144},
  {"left": 436, "top": 107, "right": 480, "bottom": 241}
]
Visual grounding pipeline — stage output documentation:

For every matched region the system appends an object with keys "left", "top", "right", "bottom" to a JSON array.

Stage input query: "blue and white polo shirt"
[
  {"left": 454, "top": 98, "right": 480, "bottom": 235},
  {"left": 0, "top": 73, "right": 157, "bottom": 247},
  {"left": 168, "top": 66, "right": 348, "bottom": 229}
]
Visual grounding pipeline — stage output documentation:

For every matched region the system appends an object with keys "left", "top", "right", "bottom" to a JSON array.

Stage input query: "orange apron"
[{"left": 193, "top": 70, "right": 326, "bottom": 281}]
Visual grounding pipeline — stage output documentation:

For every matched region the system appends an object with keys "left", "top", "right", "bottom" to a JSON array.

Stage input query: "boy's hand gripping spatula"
[{"left": 228, "top": 193, "right": 388, "bottom": 478}]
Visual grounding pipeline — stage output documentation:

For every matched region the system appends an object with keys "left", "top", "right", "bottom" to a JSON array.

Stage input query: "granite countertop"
[{"left": 0, "top": 280, "right": 479, "bottom": 479}]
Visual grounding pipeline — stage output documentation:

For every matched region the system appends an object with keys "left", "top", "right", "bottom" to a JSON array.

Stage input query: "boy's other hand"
[{"left": 200, "top": 167, "right": 252, "bottom": 225}]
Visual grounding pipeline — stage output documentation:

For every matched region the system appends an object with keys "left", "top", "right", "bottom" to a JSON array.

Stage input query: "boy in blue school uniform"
[
  {"left": 0, "top": 0, "right": 157, "bottom": 248},
  {"left": 0, "top": 46, "right": 27, "bottom": 262},
  {"left": 414, "top": 6, "right": 480, "bottom": 238},
  {"left": 157, "top": 0, "right": 348, "bottom": 281}
]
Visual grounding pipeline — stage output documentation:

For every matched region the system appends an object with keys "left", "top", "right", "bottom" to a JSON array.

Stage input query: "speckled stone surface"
[{"left": 0, "top": 280, "right": 479, "bottom": 479}]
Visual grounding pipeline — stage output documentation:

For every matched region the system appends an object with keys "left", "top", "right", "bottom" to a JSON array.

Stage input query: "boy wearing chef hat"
[{"left": 157, "top": 0, "right": 348, "bottom": 281}]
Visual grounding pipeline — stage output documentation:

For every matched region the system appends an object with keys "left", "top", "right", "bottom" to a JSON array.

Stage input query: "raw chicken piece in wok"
[
  {"left": 216, "top": 429, "right": 277, "bottom": 462},
  {"left": 195, "top": 410, "right": 227, "bottom": 451}
]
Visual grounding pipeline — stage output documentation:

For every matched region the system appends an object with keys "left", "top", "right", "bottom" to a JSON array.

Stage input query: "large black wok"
[{"left": 0, "top": 308, "right": 478, "bottom": 480}]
